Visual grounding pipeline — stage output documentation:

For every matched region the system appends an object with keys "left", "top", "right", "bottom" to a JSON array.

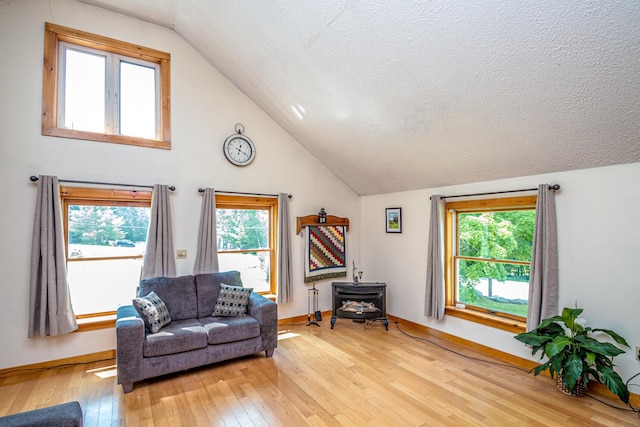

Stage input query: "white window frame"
[
  {"left": 57, "top": 42, "right": 161, "bottom": 139},
  {"left": 42, "top": 22, "right": 171, "bottom": 149}
]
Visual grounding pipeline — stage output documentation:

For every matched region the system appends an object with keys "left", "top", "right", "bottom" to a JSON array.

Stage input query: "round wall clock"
[{"left": 223, "top": 124, "right": 256, "bottom": 166}]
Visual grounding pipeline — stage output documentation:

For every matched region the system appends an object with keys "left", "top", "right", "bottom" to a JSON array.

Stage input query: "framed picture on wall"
[{"left": 385, "top": 208, "right": 402, "bottom": 233}]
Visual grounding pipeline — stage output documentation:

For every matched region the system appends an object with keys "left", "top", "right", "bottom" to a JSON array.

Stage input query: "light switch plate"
[{"left": 176, "top": 249, "right": 187, "bottom": 259}]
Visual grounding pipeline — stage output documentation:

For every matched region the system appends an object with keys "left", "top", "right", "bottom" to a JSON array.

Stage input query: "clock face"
[{"left": 223, "top": 134, "right": 256, "bottom": 166}]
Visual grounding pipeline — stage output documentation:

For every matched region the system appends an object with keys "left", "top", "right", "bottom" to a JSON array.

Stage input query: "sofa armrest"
[
  {"left": 116, "top": 305, "right": 146, "bottom": 392},
  {"left": 0, "top": 401, "right": 83, "bottom": 426},
  {"left": 247, "top": 293, "right": 278, "bottom": 352}
]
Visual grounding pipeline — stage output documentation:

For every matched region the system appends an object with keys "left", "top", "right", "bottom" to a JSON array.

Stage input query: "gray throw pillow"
[
  {"left": 132, "top": 291, "right": 172, "bottom": 333},
  {"left": 212, "top": 284, "right": 253, "bottom": 317}
]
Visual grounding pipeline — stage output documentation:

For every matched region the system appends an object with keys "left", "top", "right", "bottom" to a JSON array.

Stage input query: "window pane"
[
  {"left": 68, "top": 205, "right": 149, "bottom": 250},
  {"left": 64, "top": 48, "right": 105, "bottom": 132},
  {"left": 216, "top": 209, "right": 269, "bottom": 250},
  {"left": 120, "top": 61, "right": 157, "bottom": 139},
  {"left": 66, "top": 204, "right": 149, "bottom": 315},
  {"left": 456, "top": 259, "right": 529, "bottom": 317},
  {"left": 218, "top": 252, "right": 271, "bottom": 293},
  {"left": 67, "top": 258, "right": 143, "bottom": 315},
  {"left": 458, "top": 210, "right": 535, "bottom": 262}
]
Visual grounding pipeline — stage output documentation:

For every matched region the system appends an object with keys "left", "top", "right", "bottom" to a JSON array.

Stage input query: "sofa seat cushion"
[
  {"left": 200, "top": 316, "right": 261, "bottom": 345},
  {"left": 143, "top": 319, "right": 208, "bottom": 357}
]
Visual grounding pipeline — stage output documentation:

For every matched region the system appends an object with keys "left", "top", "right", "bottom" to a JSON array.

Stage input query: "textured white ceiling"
[{"left": 80, "top": 0, "right": 640, "bottom": 195}]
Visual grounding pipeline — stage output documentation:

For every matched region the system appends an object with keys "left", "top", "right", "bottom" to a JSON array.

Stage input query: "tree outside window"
[
  {"left": 215, "top": 196, "right": 277, "bottom": 295},
  {"left": 445, "top": 195, "right": 537, "bottom": 330},
  {"left": 456, "top": 210, "right": 535, "bottom": 318},
  {"left": 62, "top": 188, "right": 151, "bottom": 317}
]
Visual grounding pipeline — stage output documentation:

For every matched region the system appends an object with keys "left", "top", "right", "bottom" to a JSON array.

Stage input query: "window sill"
[
  {"left": 260, "top": 294, "right": 277, "bottom": 302},
  {"left": 445, "top": 306, "right": 525, "bottom": 333},
  {"left": 43, "top": 127, "right": 170, "bottom": 150},
  {"left": 75, "top": 314, "right": 116, "bottom": 332}
]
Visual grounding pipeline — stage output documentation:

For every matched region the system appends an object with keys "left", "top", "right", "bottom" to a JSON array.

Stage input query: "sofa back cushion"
[
  {"left": 138, "top": 275, "right": 198, "bottom": 321},
  {"left": 194, "top": 271, "right": 243, "bottom": 318}
]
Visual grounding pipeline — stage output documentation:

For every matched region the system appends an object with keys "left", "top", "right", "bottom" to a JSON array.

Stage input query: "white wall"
[
  {"left": 0, "top": 0, "right": 359, "bottom": 369},
  {"left": 1, "top": 0, "right": 637, "bottom": 384},
  {"left": 361, "top": 162, "right": 640, "bottom": 383}
]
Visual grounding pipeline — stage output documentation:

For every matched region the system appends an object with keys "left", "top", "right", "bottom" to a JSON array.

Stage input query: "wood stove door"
[{"left": 330, "top": 282, "right": 388, "bottom": 330}]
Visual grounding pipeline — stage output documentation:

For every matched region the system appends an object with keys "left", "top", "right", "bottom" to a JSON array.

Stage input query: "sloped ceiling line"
[{"left": 79, "top": 0, "right": 640, "bottom": 195}]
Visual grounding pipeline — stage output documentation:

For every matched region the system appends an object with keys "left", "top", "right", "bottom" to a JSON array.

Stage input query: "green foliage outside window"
[
  {"left": 457, "top": 210, "right": 535, "bottom": 317},
  {"left": 216, "top": 209, "right": 269, "bottom": 251},
  {"left": 68, "top": 205, "right": 150, "bottom": 245}
]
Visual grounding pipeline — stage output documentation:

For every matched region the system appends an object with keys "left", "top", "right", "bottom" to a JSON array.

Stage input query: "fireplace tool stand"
[{"left": 307, "top": 285, "right": 321, "bottom": 326}]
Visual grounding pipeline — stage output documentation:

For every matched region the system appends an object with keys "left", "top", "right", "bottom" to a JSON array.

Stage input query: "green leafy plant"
[{"left": 514, "top": 307, "right": 630, "bottom": 404}]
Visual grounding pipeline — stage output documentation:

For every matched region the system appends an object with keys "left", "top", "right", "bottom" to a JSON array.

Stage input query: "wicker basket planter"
[{"left": 556, "top": 376, "right": 587, "bottom": 397}]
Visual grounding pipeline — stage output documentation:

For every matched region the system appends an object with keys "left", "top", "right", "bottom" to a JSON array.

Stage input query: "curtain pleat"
[
  {"left": 527, "top": 184, "right": 559, "bottom": 330},
  {"left": 425, "top": 195, "right": 445, "bottom": 320},
  {"left": 28, "top": 175, "right": 78, "bottom": 337},
  {"left": 276, "top": 193, "right": 293, "bottom": 303},
  {"left": 193, "top": 188, "right": 220, "bottom": 275},
  {"left": 141, "top": 185, "right": 176, "bottom": 279}
]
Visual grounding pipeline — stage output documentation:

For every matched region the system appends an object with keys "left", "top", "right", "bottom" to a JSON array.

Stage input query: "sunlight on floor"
[
  {"left": 86, "top": 364, "right": 118, "bottom": 379},
  {"left": 277, "top": 330, "right": 300, "bottom": 340}
]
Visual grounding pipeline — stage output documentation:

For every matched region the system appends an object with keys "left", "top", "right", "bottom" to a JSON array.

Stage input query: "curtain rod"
[
  {"left": 29, "top": 176, "right": 175, "bottom": 191},
  {"left": 197, "top": 188, "right": 292, "bottom": 198},
  {"left": 431, "top": 184, "right": 560, "bottom": 200}
]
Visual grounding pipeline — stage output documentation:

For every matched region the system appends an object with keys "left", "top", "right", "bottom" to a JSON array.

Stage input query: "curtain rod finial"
[
  {"left": 30, "top": 175, "right": 39, "bottom": 182},
  {"left": 169, "top": 186, "right": 176, "bottom": 191},
  {"left": 198, "top": 188, "right": 205, "bottom": 193},
  {"left": 551, "top": 184, "right": 560, "bottom": 191}
]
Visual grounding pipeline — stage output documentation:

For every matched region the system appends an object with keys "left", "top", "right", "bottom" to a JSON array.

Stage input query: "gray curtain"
[
  {"left": 527, "top": 184, "right": 559, "bottom": 330},
  {"left": 276, "top": 193, "right": 293, "bottom": 303},
  {"left": 425, "top": 195, "right": 445, "bottom": 320},
  {"left": 193, "top": 188, "right": 220, "bottom": 274},
  {"left": 141, "top": 185, "right": 176, "bottom": 279},
  {"left": 28, "top": 175, "right": 78, "bottom": 337}
]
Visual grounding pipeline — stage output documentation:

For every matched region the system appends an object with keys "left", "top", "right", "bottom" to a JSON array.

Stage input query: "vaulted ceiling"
[{"left": 80, "top": 1, "right": 640, "bottom": 196}]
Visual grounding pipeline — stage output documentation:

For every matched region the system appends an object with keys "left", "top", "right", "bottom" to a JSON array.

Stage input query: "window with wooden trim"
[
  {"left": 42, "top": 22, "right": 171, "bottom": 149},
  {"left": 216, "top": 195, "right": 278, "bottom": 296},
  {"left": 445, "top": 196, "right": 536, "bottom": 332},
  {"left": 61, "top": 187, "right": 151, "bottom": 324}
]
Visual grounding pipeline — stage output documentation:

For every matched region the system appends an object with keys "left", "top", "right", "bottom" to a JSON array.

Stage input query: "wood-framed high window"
[
  {"left": 216, "top": 195, "right": 278, "bottom": 296},
  {"left": 444, "top": 195, "right": 537, "bottom": 333},
  {"left": 61, "top": 187, "right": 152, "bottom": 331},
  {"left": 42, "top": 22, "right": 171, "bottom": 149}
]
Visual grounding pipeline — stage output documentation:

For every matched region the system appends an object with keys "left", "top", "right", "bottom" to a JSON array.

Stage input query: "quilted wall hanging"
[
  {"left": 296, "top": 213, "right": 350, "bottom": 284},
  {"left": 304, "top": 225, "right": 347, "bottom": 283}
]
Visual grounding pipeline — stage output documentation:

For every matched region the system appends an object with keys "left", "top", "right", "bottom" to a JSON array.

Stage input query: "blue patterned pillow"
[
  {"left": 213, "top": 284, "right": 253, "bottom": 316},
  {"left": 132, "top": 291, "right": 172, "bottom": 333}
]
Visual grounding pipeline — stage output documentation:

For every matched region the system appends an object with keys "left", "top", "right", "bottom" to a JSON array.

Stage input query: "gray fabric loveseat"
[{"left": 116, "top": 271, "right": 277, "bottom": 393}]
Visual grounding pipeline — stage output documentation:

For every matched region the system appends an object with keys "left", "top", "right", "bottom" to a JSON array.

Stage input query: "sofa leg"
[
  {"left": 265, "top": 348, "right": 275, "bottom": 358},
  {"left": 121, "top": 383, "right": 134, "bottom": 394}
]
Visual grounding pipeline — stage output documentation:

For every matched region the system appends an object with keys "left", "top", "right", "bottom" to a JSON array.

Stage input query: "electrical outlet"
[
  {"left": 176, "top": 249, "right": 187, "bottom": 259},
  {"left": 636, "top": 346, "right": 640, "bottom": 361}
]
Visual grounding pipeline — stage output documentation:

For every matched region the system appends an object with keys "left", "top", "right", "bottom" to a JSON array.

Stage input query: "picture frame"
[{"left": 385, "top": 208, "right": 402, "bottom": 233}]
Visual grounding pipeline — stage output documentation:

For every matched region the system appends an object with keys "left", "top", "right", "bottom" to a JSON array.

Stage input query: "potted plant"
[{"left": 515, "top": 307, "right": 630, "bottom": 404}]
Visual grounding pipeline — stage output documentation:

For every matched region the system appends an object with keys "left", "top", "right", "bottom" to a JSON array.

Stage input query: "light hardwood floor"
[{"left": 1, "top": 318, "right": 638, "bottom": 426}]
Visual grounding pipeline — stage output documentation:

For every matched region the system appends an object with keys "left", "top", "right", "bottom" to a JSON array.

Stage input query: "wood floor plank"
[{"left": 1, "top": 319, "right": 638, "bottom": 426}]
